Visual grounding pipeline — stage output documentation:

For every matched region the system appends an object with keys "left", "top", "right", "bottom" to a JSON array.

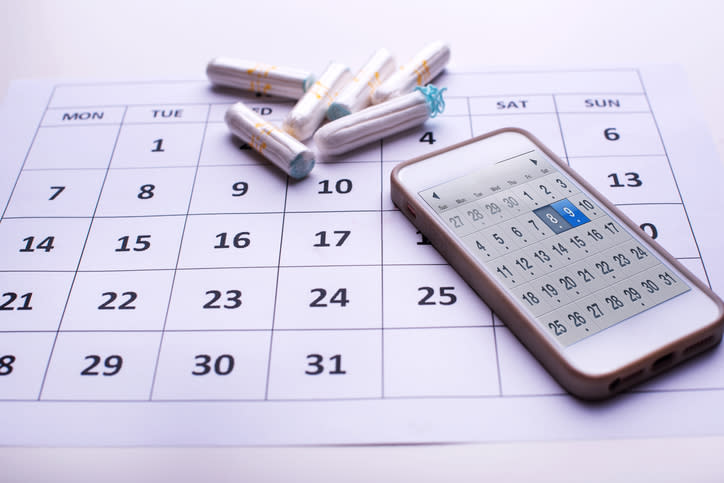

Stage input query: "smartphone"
[{"left": 390, "top": 128, "right": 724, "bottom": 399}]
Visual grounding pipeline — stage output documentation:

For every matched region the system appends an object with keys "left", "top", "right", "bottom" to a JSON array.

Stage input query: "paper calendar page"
[{"left": 1, "top": 66, "right": 724, "bottom": 446}]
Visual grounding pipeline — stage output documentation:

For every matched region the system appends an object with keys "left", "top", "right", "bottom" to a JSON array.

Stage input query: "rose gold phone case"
[{"left": 390, "top": 127, "right": 724, "bottom": 399}]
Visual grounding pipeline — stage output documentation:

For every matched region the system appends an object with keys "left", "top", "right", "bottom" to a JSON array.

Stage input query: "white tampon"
[
  {"left": 370, "top": 41, "right": 450, "bottom": 104},
  {"left": 225, "top": 102, "right": 315, "bottom": 179},
  {"left": 282, "top": 62, "right": 353, "bottom": 141},
  {"left": 314, "top": 85, "right": 446, "bottom": 156},
  {"left": 207, "top": 57, "right": 315, "bottom": 99},
  {"left": 326, "top": 48, "right": 396, "bottom": 121}
]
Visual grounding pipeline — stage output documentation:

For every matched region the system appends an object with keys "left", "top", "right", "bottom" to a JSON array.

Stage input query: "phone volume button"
[{"left": 406, "top": 203, "right": 417, "bottom": 218}]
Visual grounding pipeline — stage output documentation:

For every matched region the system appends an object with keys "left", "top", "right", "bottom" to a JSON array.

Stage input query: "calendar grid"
[
  {"left": 379, "top": 140, "right": 386, "bottom": 398},
  {"left": 147, "top": 104, "right": 211, "bottom": 399},
  {"left": 264, "top": 176, "right": 291, "bottom": 400},
  {"left": 636, "top": 70, "right": 713, "bottom": 289},
  {"left": 0, "top": 88, "right": 55, "bottom": 221},
  {"left": 0, "top": 70, "right": 720, "bottom": 410},
  {"left": 550, "top": 95, "right": 571, "bottom": 165},
  {"left": 36, "top": 106, "right": 129, "bottom": 399}
]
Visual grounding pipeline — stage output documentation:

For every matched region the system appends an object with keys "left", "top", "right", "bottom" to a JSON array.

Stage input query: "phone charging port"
[{"left": 652, "top": 352, "right": 675, "bottom": 371}]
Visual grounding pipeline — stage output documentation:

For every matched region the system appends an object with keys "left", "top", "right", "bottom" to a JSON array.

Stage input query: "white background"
[{"left": 2, "top": 0, "right": 724, "bottom": 481}]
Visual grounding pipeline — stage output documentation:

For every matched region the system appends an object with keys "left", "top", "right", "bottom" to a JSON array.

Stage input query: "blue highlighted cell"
[
  {"left": 534, "top": 205, "right": 573, "bottom": 234},
  {"left": 550, "top": 199, "right": 590, "bottom": 227}
]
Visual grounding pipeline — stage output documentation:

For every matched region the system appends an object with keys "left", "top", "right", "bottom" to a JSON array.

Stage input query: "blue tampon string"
[{"left": 415, "top": 84, "right": 447, "bottom": 118}]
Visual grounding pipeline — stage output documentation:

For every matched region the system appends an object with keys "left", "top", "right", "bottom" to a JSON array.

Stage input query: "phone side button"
[{"left": 406, "top": 203, "right": 417, "bottom": 218}]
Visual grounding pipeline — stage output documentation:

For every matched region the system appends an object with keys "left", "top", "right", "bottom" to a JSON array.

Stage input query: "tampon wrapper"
[
  {"left": 282, "top": 62, "right": 353, "bottom": 140},
  {"left": 326, "top": 48, "right": 396, "bottom": 121},
  {"left": 207, "top": 57, "right": 315, "bottom": 99},
  {"left": 313, "top": 85, "right": 446, "bottom": 156},
  {"left": 225, "top": 102, "right": 315, "bottom": 179},
  {"left": 371, "top": 41, "right": 450, "bottom": 104}
]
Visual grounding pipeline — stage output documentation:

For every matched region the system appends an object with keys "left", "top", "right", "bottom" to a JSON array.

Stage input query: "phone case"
[{"left": 390, "top": 127, "right": 724, "bottom": 399}]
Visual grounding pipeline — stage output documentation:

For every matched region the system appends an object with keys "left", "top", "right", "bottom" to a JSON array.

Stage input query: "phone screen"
[{"left": 418, "top": 147, "right": 690, "bottom": 346}]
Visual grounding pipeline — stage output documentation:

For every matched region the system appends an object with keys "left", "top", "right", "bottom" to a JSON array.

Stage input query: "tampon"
[
  {"left": 225, "top": 102, "right": 315, "bottom": 179},
  {"left": 326, "top": 48, "right": 396, "bottom": 121},
  {"left": 207, "top": 57, "right": 315, "bottom": 99},
  {"left": 370, "top": 41, "right": 450, "bottom": 104},
  {"left": 313, "top": 85, "right": 446, "bottom": 156},
  {"left": 282, "top": 63, "right": 353, "bottom": 140}
]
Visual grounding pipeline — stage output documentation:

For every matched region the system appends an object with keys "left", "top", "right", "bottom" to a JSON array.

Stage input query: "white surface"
[
  {"left": 2, "top": 0, "right": 723, "bottom": 162},
  {"left": 2, "top": 0, "right": 724, "bottom": 480}
]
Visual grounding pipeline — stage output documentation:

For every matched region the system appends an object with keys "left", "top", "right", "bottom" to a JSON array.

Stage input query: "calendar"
[
  {"left": 2, "top": 66, "right": 724, "bottom": 446},
  {"left": 420, "top": 151, "right": 690, "bottom": 346}
]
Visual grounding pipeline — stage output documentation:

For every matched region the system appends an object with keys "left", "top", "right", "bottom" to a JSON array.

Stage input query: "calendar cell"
[
  {"left": 80, "top": 215, "right": 186, "bottom": 270},
  {"left": 166, "top": 267, "right": 277, "bottom": 330},
  {"left": 382, "top": 210, "right": 447, "bottom": 265},
  {"left": 383, "top": 327, "right": 500, "bottom": 397},
  {"left": 41, "top": 331, "right": 161, "bottom": 400},
  {"left": 0, "top": 272, "right": 74, "bottom": 331},
  {"left": 96, "top": 167, "right": 196, "bottom": 216},
  {"left": 280, "top": 211, "right": 381, "bottom": 267},
  {"left": 383, "top": 265, "right": 492, "bottom": 328},
  {"left": 178, "top": 213, "right": 283, "bottom": 268},
  {"left": 471, "top": 113, "right": 566, "bottom": 158},
  {"left": 0, "top": 332, "right": 57, "bottom": 400},
  {"left": 61, "top": 270, "right": 174, "bottom": 331},
  {"left": 208, "top": 101, "right": 292, "bottom": 123},
  {"left": 152, "top": 331, "right": 271, "bottom": 400},
  {"left": 285, "top": 162, "right": 381, "bottom": 212},
  {"left": 41, "top": 107, "right": 125, "bottom": 127},
  {"left": 124, "top": 105, "right": 209, "bottom": 124},
  {"left": 558, "top": 94, "right": 650, "bottom": 113},
  {"left": 199, "top": 123, "right": 267, "bottom": 167},
  {"left": 25, "top": 125, "right": 120, "bottom": 170},
  {"left": 189, "top": 165, "right": 287, "bottom": 215},
  {"left": 266, "top": 329, "right": 381, "bottom": 400},
  {"left": 559, "top": 112, "right": 664, "bottom": 157},
  {"left": 380, "top": 116, "right": 472, "bottom": 162},
  {"left": 439, "top": 97, "right": 469, "bottom": 116},
  {"left": 567, "top": 192, "right": 604, "bottom": 220},
  {"left": 618, "top": 203, "right": 699, "bottom": 259},
  {"left": 0, "top": 218, "right": 91, "bottom": 271},
  {"left": 678, "top": 258, "right": 708, "bottom": 284},
  {"left": 458, "top": 202, "right": 490, "bottom": 231},
  {"left": 468, "top": 95, "right": 555, "bottom": 115},
  {"left": 4, "top": 169, "right": 106, "bottom": 218},
  {"left": 495, "top": 326, "right": 565, "bottom": 396},
  {"left": 275, "top": 266, "right": 381, "bottom": 330},
  {"left": 569, "top": 155, "right": 681, "bottom": 205},
  {"left": 382, "top": 162, "right": 397, "bottom": 211},
  {"left": 111, "top": 123, "right": 206, "bottom": 168}
]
